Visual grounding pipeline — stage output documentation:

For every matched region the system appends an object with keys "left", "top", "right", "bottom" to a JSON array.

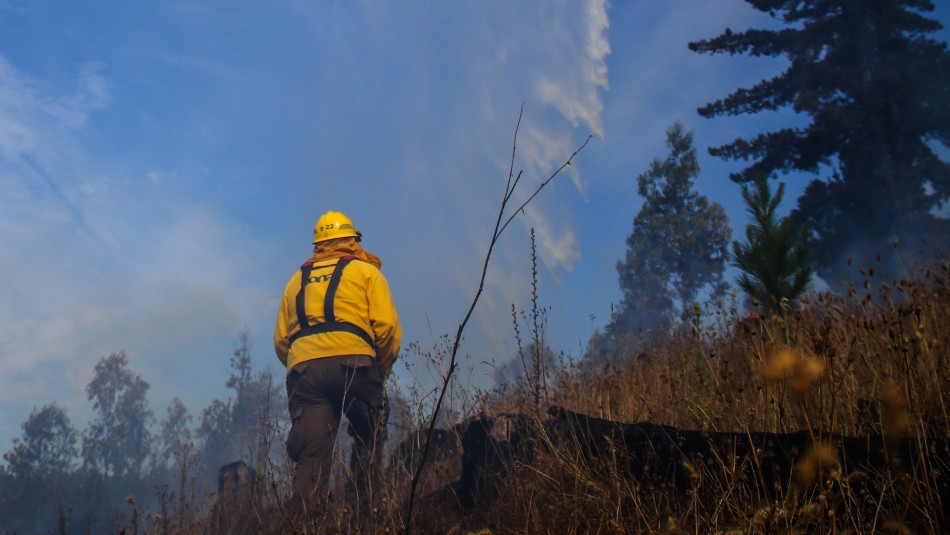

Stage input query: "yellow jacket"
[{"left": 274, "top": 239, "right": 401, "bottom": 374}]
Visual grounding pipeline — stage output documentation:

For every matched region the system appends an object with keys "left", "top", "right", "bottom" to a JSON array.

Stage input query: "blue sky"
[{"left": 2, "top": 1, "right": 948, "bottom": 451}]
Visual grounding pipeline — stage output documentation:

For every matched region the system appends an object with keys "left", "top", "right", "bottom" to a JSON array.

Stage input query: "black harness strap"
[
  {"left": 323, "top": 257, "right": 352, "bottom": 325},
  {"left": 294, "top": 264, "right": 314, "bottom": 332},
  {"left": 289, "top": 257, "right": 376, "bottom": 349}
]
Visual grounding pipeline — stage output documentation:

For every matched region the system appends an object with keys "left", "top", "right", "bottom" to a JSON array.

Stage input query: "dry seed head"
[
  {"left": 846, "top": 470, "right": 867, "bottom": 484},
  {"left": 798, "top": 502, "right": 822, "bottom": 521},
  {"left": 750, "top": 507, "right": 768, "bottom": 527},
  {"left": 791, "top": 356, "right": 824, "bottom": 397},
  {"left": 664, "top": 516, "right": 681, "bottom": 534},
  {"left": 679, "top": 460, "right": 701, "bottom": 484},
  {"left": 881, "top": 519, "right": 913, "bottom": 535},
  {"left": 764, "top": 347, "right": 798, "bottom": 381},
  {"left": 764, "top": 348, "right": 824, "bottom": 397},
  {"left": 796, "top": 443, "right": 839, "bottom": 488},
  {"left": 882, "top": 384, "right": 911, "bottom": 438},
  {"left": 751, "top": 505, "right": 786, "bottom": 527}
]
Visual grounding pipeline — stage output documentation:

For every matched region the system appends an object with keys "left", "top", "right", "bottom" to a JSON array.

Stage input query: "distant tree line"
[{"left": 0, "top": 332, "right": 285, "bottom": 535}]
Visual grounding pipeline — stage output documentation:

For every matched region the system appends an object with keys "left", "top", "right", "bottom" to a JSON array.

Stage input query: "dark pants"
[{"left": 286, "top": 357, "right": 389, "bottom": 523}]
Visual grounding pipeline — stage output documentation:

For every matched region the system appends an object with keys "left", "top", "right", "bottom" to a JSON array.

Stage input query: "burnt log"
[
  {"left": 396, "top": 407, "right": 949, "bottom": 530},
  {"left": 209, "top": 461, "right": 260, "bottom": 535},
  {"left": 545, "top": 406, "right": 949, "bottom": 527},
  {"left": 457, "top": 413, "right": 536, "bottom": 507}
]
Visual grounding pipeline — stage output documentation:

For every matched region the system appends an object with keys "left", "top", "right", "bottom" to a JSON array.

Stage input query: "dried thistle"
[
  {"left": 790, "top": 357, "right": 824, "bottom": 398},
  {"left": 796, "top": 442, "right": 840, "bottom": 489},
  {"left": 764, "top": 347, "right": 799, "bottom": 381},
  {"left": 764, "top": 347, "right": 825, "bottom": 399},
  {"left": 882, "top": 383, "right": 911, "bottom": 438}
]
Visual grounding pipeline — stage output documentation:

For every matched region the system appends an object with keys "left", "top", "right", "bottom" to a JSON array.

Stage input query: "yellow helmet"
[{"left": 312, "top": 211, "right": 362, "bottom": 243}]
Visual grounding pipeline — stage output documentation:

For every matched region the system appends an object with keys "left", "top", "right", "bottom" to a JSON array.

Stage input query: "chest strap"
[{"left": 288, "top": 256, "right": 376, "bottom": 349}]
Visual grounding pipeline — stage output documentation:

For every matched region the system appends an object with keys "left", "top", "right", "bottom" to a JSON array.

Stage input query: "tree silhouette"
[
  {"left": 197, "top": 330, "right": 284, "bottom": 485},
  {"left": 82, "top": 350, "right": 152, "bottom": 480},
  {"left": 3, "top": 403, "right": 77, "bottom": 482},
  {"left": 0, "top": 404, "right": 78, "bottom": 534},
  {"left": 690, "top": 0, "right": 950, "bottom": 284},
  {"left": 607, "top": 122, "right": 731, "bottom": 349},
  {"left": 156, "top": 397, "right": 194, "bottom": 471}
]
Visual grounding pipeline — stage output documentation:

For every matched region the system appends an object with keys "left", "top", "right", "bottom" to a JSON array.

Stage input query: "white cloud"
[
  {"left": 0, "top": 52, "right": 278, "bottom": 449},
  {"left": 536, "top": 0, "right": 610, "bottom": 139},
  {"left": 509, "top": 0, "right": 608, "bottom": 279},
  {"left": 42, "top": 62, "right": 110, "bottom": 129},
  {"left": 527, "top": 206, "right": 581, "bottom": 275},
  {"left": 0, "top": 56, "right": 40, "bottom": 159}
]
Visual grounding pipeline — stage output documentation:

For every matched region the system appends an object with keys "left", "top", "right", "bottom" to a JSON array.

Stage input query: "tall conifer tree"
[{"left": 690, "top": 0, "right": 950, "bottom": 284}]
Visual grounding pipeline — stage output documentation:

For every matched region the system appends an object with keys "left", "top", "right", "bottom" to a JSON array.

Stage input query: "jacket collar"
[{"left": 306, "top": 237, "right": 382, "bottom": 269}]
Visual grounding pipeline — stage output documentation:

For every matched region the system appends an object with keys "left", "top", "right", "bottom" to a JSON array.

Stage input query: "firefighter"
[{"left": 274, "top": 210, "right": 402, "bottom": 524}]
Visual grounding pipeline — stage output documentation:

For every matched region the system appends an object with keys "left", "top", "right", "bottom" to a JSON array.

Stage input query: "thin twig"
[
  {"left": 498, "top": 134, "right": 592, "bottom": 238},
  {"left": 404, "top": 104, "right": 591, "bottom": 533}
]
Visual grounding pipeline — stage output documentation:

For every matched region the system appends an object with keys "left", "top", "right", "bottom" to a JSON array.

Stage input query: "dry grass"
[
  {"left": 419, "top": 254, "right": 950, "bottom": 534},
  {"left": 98, "top": 255, "right": 948, "bottom": 534}
]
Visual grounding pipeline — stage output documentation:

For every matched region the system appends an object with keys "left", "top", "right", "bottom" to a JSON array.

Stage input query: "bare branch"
[
  {"left": 404, "top": 107, "right": 591, "bottom": 532},
  {"left": 498, "top": 134, "right": 591, "bottom": 238}
]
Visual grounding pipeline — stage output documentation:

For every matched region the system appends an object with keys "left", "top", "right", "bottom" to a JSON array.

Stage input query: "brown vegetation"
[
  {"left": 394, "top": 254, "right": 949, "bottom": 534},
  {"left": 146, "top": 253, "right": 947, "bottom": 534}
]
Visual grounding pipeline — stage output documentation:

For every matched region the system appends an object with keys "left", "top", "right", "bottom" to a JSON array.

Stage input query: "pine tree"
[
  {"left": 690, "top": 0, "right": 950, "bottom": 284},
  {"left": 607, "top": 122, "right": 731, "bottom": 348},
  {"left": 732, "top": 175, "right": 813, "bottom": 313}
]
